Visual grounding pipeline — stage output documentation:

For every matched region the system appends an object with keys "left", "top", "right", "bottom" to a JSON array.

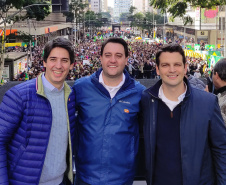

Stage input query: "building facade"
[{"left": 113, "top": 0, "right": 132, "bottom": 19}]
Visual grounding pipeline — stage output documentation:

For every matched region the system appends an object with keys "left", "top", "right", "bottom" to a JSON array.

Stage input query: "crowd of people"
[{"left": 6, "top": 37, "right": 214, "bottom": 83}]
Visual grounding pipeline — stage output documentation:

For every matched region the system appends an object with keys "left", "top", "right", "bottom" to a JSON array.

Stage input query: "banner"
[
  {"left": 186, "top": 45, "right": 194, "bottom": 51},
  {"left": 194, "top": 44, "right": 200, "bottom": 51},
  {"left": 205, "top": 45, "right": 215, "bottom": 50}
]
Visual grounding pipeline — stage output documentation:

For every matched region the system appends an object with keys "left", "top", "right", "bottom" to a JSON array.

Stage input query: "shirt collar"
[
  {"left": 42, "top": 73, "right": 64, "bottom": 92},
  {"left": 99, "top": 71, "right": 125, "bottom": 88},
  {"left": 158, "top": 83, "right": 187, "bottom": 103},
  {"left": 216, "top": 86, "right": 226, "bottom": 95}
]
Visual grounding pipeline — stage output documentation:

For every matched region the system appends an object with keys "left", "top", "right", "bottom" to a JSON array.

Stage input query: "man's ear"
[
  {"left": 43, "top": 61, "right": 46, "bottom": 67},
  {"left": 70, "top": 63, "right": 74, "bottom": 70},
  {"left": 156, "top": 65, "right": 160, "bottom": 76},
  {"left": 215, "top": 72, "right": 220, "bottom": 79}
]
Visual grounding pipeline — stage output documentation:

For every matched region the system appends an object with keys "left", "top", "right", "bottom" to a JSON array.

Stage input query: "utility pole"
[
  {"left": 28, "top": 19, "right": 32, "bottom": 67},
  {"left": 224, "top": 5, "right": 226, "bottom": 57},
  {"left": 163, "top": 12, "right": 165, "bottom": 44},
  {"left": 0, "top": 14, "right": 7, "bottom": 82},
  {"left": 153, "top": 9, "right": 154, "bottom": 39}
]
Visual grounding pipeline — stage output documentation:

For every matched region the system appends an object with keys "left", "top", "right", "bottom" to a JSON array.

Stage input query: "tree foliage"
[
  {"left": 84, "top": 11, "right": 104, "bottom": 28},
  {"left": 0, "top": 0, "right": 50, "bottom": 23},
  {"left": 64, "top": 0, "right": 88, "bottom": 23},
  {"left": 150, "top": 0, "right": 226, "bottom": 24}
]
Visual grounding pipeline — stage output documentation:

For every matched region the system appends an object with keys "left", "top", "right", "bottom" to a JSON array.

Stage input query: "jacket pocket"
[{"left": 9, "top": 144, "right": 26, "bottom": 177}]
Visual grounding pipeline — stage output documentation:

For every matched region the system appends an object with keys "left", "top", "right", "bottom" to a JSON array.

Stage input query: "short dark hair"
[
  {"left": 213, "top": 58, "right": 226, "bottom": 81},
  {"left": 43, "top": 37, "right": 75, "bottom": 64},
  {"left": 156, "top": 44, "right": 186, "bottom": 67},
  {"left": 100, "top": 37, "right": 128, "bottom": 57}
]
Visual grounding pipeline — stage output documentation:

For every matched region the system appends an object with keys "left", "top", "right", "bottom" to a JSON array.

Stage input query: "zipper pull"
[{"left": 170, "top": 111, "right": 173, "bottom": 118}]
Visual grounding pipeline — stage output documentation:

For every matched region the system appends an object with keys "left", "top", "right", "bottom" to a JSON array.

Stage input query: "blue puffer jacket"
[
  {"left": 73, "top": 69, "right": 145, "bottom": 185},
  {"left": 0, "top": 74, "right": 76, "bottom": 185},
  {"left": 141, "top": 78, "right": 226, "bottom": 185}
]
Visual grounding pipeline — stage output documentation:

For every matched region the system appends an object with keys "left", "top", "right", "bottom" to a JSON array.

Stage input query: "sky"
[{"left": 108, "top": 0, "right": 114, "bottom": 8}]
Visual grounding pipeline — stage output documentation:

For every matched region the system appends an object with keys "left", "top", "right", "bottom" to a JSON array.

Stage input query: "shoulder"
[
  {"left": 5, "top": 79, "right": 36, "bottom": 98},
  {"left": 73, "top": 76, "right": 92, "bottom": 87},
  {"left": 134, "top": 80, "right": 146, "bottom": 92},
  {"left": 191, "top": 87, "right": 216, "bottom": 104}
]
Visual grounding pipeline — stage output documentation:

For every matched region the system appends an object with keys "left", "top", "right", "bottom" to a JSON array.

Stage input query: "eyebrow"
[
  {"left": 49, "top": 56, "right": 69, "bottom": 60},
  {"left": 104, "top": 52, "right": 123, "bottom": 55}
]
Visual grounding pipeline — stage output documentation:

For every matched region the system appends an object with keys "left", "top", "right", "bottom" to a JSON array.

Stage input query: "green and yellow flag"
[
  {"left": 0, "top": 78, "right": 4, "bottom": 86},
  {"left": 25, "top": 72, "right": 29, "bottom": 81}
]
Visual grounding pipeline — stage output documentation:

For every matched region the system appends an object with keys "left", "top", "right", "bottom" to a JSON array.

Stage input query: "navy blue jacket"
[
  {"left": 141, "top": 78, "right": 226, "bottom": 185},
  {"left": 0, "top": 74, "right": 76, "bottom": 185},
  {"left": 73, "top": 69, "right": 145, "bottom": 185}
]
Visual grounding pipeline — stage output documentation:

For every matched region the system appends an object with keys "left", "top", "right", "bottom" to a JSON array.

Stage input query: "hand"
[{"left": 204, "top": 85, "right": 209, "bottom": 92}]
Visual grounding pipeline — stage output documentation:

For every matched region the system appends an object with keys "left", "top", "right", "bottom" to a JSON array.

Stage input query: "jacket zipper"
[{"left": 171, "top": 111, "right": 173, "bottom": 118}]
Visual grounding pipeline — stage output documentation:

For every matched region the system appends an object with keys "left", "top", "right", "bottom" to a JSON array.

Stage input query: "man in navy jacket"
[
  {"left": 0, "top": 38, "right": 76, "bottom": 185},
  {"left": 141, "top": 44, "right": 226, "bottom": 185}
]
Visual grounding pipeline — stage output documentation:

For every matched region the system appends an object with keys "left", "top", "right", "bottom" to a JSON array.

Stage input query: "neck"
[
  {"left": 102, "top": 73, "right": 123, "bottom": 87},
  {"left": 162, "top": 83, "right": 186, "bottom": 101}
]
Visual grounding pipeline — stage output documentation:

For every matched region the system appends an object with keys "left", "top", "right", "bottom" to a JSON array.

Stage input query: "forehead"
[
  {"left": 48, "top": 47, "right": 70, "bottom": 58},
  {"left": 103, "top": 42, "right": 125, "bottom": 54},
  {"left": 159, "top": 52, "right": 183, "bottom": 63}
]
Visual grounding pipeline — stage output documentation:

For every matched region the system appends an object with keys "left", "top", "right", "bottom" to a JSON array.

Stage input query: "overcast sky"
[{"left": 108, "top": 0, "right": 114, "bottom": 8}]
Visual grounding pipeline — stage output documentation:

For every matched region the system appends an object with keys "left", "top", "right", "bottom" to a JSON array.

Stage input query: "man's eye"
[
  {"left": 62, "top": 60, "right": 69, "bottom": 63},
  {"left": 175, "top": 64, "right": 182, "bottom": 66}
]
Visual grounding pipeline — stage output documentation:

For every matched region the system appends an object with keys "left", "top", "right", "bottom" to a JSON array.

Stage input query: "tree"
[
  {"left": 64, "top": 0, "right": 88, "bottom": 23},
  {"left": 101, "top": 12, "right": 111, "bottom": 20},
  {"left": 0, "top": 0, "right": 50, "bottom": 82},
  {"left": 0, "top": 0, "right": 50, "bottom": 23},
  {"left": 84, "top": 11, "right": 104, "bottom": 35},
  {"left": 119, "top": 13, "right": 130, "bottom": 22},
  {"left": 150, "top": 0, "right": 226, "bottom": 24}
]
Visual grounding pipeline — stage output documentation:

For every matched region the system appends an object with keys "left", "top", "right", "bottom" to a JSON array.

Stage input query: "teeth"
[
  {"left": 54, "top": 71, "right": 62, "bottom": 74},
  {"left": 109, "top": 66, "right": 116, "bottom": 67}
]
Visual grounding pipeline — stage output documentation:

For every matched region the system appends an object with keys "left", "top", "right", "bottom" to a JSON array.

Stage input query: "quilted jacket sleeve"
[
  {"left": 0, "top": 87, "right": 23, "bottom": 185},
  {"left": 209, "top": 96, "right": 226, "bottom": 185}
]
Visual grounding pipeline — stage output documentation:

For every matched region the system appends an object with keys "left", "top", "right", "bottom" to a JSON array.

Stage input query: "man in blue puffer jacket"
[
  {"left": 0, "top": 38, "right": 76, "bottom": 185},
  {"left": 73, "top": 38, "right": 145, "bottom": 185}
]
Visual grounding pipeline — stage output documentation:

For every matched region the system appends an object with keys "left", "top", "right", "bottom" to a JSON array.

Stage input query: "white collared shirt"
[
  {"left": 42, "top": 73, "right": 64, "bottom": 92},
  {"left": 99, "top": 71, "right": 125, "bottom": 99},
  {"left": 158, "top": 84, "right": 187, "bottom": 111}
]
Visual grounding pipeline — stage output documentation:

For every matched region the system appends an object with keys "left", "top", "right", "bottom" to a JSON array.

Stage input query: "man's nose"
[
  {"left": 55, "top": 60, "right": 62, "bottom": 68},
  {"left": 169, "top": 65, "right": 176, "bottom": 72},
  {"left": 110, "top": 56, "right": 117, "bottom": 62}
]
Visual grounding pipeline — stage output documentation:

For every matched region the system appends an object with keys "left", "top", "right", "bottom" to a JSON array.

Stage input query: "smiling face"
[
  {"left": 43, "top": 47, "right": 73, "bottom": 90},
  {"left": 156, "top": 52, "right": 187, "bottom": 91},
  {"left": 100, "top": 42, "right": 128, "bottom": 85}
]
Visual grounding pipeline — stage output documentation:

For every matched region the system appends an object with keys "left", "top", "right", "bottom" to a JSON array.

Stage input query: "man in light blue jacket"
[{"left": 73, "top": 38, "right": 145, "bottom": 185}]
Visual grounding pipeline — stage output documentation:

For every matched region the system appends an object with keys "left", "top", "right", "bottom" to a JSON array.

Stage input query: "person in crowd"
[
  {"left": 0, "top": 37, "right": 76, "bottom": 185},
  {"left": 73, "top": 37, "right": 145, "bottom": 185},
  {"left": 194, "top": 68, "right": 202, "bottom": 78},
  {"left": 185, "top": 71, "right": 206, "bottom": 90},
  {"left": 141, "top": 44, "right": 226, "bottom": 185},
  {"left": 212, "top": 58, "right": 226, "bottom": 124}
]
